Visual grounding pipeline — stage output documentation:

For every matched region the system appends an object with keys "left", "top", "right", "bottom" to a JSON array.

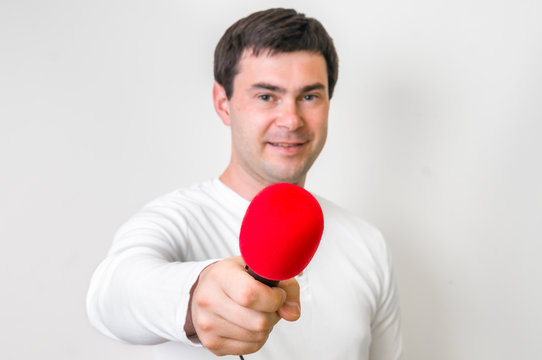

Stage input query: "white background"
[{"left": 1, "top": 0, "right": 541, "bottom": 359}]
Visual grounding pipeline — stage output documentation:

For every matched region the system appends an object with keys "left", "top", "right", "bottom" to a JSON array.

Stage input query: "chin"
[
  {"left": 261, "top": 159, "right": 316, "bottom": 185},
  {"left": 265, "top": 169, "right": 308, "bottom": 186}
]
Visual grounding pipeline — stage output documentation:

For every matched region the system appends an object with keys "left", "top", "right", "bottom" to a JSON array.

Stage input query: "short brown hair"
[{"left": 214, "top": 8, "right": 339, "bottom": 99}]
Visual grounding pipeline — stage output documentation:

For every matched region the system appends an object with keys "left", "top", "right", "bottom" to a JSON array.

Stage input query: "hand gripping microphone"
[{"left": 239, "top": 183, "right": 324, "bottom": 287}]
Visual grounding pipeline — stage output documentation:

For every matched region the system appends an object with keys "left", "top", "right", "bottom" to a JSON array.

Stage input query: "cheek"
[
  {"left": 230, "top": 115, "right": 262, "bottom": 148},
  {"left": 316, "top": 125, "right": 328, "bottom": 151},
  {"left": 308, "top": 110, "right": 328, "bottom": 137},
  {"left": 320, "top": 122, "right": 328, "bottom": 141},
  {"left": 233, "top": 108, "right": 271, "bottom": 138},
  {"left": 311, "top": 116, "right": 328, "bottom": 153}
]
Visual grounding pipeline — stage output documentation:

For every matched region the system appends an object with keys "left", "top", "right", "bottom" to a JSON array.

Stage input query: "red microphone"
[{"left": 239, "top": 183, "right": 324, "bottom": 287}]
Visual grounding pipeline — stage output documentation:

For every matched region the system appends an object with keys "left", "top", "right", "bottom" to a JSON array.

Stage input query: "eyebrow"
[
  {"left": 250, "top": 82, "right": 326, "bottom": 94},
  {"left": 301, "top": 83, "right": 326, "bottom": 93}
]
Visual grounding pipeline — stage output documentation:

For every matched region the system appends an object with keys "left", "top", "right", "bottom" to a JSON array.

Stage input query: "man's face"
[{"left": 216, "top": 50, "right": 330, "bottom": 190}]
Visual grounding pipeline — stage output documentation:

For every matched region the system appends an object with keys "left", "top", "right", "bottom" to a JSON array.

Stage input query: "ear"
[{"left": 213, "top": 82, "right": 231, "bottom": 126}]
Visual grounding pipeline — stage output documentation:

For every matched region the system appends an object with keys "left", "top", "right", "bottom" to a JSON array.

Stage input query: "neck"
[{"left": 219, "top": 166, "right": 306, "bottom": 201}]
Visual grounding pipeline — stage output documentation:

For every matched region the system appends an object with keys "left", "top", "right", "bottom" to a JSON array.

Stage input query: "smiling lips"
[
  {"left": 268, "top": 142, "right": 304, "bottom": 148},
  {"left": 267, "top": 141, "right": 307, "bottom": 155}
]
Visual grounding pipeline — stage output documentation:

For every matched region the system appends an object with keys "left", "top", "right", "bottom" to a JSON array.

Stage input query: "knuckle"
[
  {"left": 203, "top": 266, "right": 220, "bottom": 284},
  {"left": 247, "top": 341, "right": 265, "bottom": 354},
  {"left": 194, "top": 293, "right": 211, "bottom": 309},
  {"left": 272, "top": 289, "right": 286, "bottom": 308},
  {"left": 195, "top": 316, "right": 213, "bottom": 332},
  {"left": 253, "top": 330, "right": 270, "bottom": 343},
  {"left": 254, "top": 314, "right": 271, "bottom": 332},
  {"left": 282, "top": 278, "right": 300, "bottom": 293},
  {"left": 237, "top": 284, "right": 256, "bottom": 307},
  {"left": 201, "top": 336, "right": 220, "bottom": 352}
]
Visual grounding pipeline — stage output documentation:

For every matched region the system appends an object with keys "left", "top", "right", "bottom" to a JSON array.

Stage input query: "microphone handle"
[{"left": 245, "top": 265, "right": 279, "bottom": 287}]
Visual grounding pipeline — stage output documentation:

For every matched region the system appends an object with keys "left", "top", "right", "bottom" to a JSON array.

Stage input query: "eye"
[
  {"left": 303, "top": 94, "right": 318, "bottom": 101},
  {"left": 258, "top": 94, "right": 273, "bottom": 101}
]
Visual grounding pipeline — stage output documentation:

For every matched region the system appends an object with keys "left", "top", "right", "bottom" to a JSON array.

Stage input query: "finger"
[
  {"left": 197, "top": 310, "right": 273, "bottom": 344},
  {"left": 216, "top": 337, "right": 268, "bottom": 356},
  {"left": 277, "top": 278, "right": 301, "bottom": 321},
  {"left": 197, "top": 258, "right": 282, "bottom": 330},
  {"left": 229, "top": 255, "right": 246, "bottom": 267},
  {"left": 204, "top": 335, "right": 267, "bottom": 356},
  {"left": 222, "top": 262, "right": 287, "bottom": 313},
  {"left": 215, "top": 295, "right": 281, "bottom": 333}
]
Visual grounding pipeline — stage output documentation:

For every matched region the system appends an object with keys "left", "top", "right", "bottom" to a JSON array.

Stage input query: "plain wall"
[{"left": 1, "top": 0, "right": 541, "bottom": 359}]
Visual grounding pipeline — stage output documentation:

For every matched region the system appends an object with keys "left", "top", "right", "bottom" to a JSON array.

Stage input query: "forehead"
[{"left": 234, "top": 50, "right": 328, "bottom": 89}]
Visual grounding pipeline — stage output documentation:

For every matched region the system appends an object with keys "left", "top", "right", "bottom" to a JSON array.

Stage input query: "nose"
[{"left": 275, "top": 100, "right": 304, "bottom": 131}]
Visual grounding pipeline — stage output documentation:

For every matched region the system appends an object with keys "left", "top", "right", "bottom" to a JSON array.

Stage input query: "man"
[{"left": 87, "top": 8, "right": 404, "bottom": 360}]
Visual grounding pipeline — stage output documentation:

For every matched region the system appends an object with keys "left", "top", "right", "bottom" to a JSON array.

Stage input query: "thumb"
[{"left": 277, "top": 278, "right": 301, "bottom": 322}]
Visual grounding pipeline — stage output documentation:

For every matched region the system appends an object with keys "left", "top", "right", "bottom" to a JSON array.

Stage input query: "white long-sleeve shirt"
[{"left": 87, "top": 179, "right": 403, "bottom": 359}]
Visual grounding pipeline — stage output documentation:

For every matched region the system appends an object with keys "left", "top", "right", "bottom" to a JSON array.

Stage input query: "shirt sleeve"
[
  {"left": 369, "top": 232, "right": 405, "bottom": 360},
  {"left": 86, "top": 204, "right": 220, "bottom": 345}
]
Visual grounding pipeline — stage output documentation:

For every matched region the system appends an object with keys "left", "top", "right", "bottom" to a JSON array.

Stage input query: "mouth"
[
  {"left": 268, "top": 142, "right": 304, "bottom": 148},
  {"left": 266, "top": 141, "right": 307, "bottom": 156}
]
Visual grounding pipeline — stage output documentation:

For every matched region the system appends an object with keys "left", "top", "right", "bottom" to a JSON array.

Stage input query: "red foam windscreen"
[{"left": 239, "top": 183, "right": 324, "bottom": 281}]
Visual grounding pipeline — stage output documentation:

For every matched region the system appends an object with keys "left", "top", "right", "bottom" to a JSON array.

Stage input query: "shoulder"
[
  {"left": 316, "top": 196, "right": 384, "bottom": 241},
  {"left": 312, "top": 196, "right": 396, "bottom": 304},
  {"left": 116, "top": 179, "right": 241, "bottom": 237},
  {"left": 315, "top": 195, "right": 390, "bottom": 261},
  {"left": 111, "top": 179, "right": 246, "bottom": 259},
  {"left": 137, "top": 178, "right": 245, "bottom": 218}
]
